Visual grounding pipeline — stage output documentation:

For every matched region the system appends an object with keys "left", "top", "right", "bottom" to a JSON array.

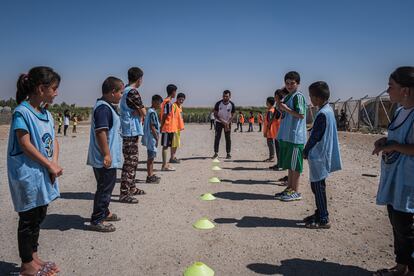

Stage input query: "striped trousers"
[{"left": 310, "top": 179, "right": 329, "bottom": 222}]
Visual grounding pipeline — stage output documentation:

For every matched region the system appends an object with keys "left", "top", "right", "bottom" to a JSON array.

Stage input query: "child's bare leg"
[
  {"left": 171, "top": 147, "right": 177, "bottom": 160},
  {"left": 290, "top": 170, "right": 300, "bottom": 192},
  {"left": 162, "top": 147, "right": 168, "bottom": 168},
  {"left": 287, "top": 169, "right": 293, "bottom": 189},
  {"left": 147, "top": 158, "right": 154, "bottom": 177}
]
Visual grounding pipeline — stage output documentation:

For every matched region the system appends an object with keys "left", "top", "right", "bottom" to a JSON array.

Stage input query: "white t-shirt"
[
  {"left": 214, "top": 100, "right": 235, "bottom": 123},
  {"left": 64, "top": 116, "right": 70, "bottom": 126}
]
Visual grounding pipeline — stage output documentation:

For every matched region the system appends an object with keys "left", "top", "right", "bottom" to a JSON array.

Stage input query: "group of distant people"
[
  {"left": 5, "top": 65, "right": 414, "bottom": 276},
  {"left": 56, "top": 111, "right": 78, "bottom": 136}
]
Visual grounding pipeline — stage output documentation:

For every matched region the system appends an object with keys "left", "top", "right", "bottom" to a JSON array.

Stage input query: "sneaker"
[
  {"left": 280, "top": 190, "right": 302, "bottom": 202},
  {"left": 212, "top": 153, "right": 218, "bottom": 159},
  {"left": 274, "top": 188, "right": 291, "bottom": 199},
  {"left": 226, "top": 153, "right": 232, "bottom": 159},
  {"left": 305, "top": 220, "right": 331, "bottom": 229},
  {"left": 146, "top": 175, "right": 161, "bottom": 184}
]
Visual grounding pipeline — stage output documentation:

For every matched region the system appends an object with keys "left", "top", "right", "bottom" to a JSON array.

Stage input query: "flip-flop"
[{"left": 161, "top": 166, "right": 176, "bottom": 171}]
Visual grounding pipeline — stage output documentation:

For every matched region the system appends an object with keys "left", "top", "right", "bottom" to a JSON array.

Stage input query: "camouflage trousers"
[{"left": 120, "top": 136, "right": 139, "bottom": 196}]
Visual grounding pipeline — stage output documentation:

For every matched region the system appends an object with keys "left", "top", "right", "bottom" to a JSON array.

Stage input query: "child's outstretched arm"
[
  {"left": 95, "top": 129, "right": 111, "bottom": 168},
  {"left": 16, "top": 130, "right": 63, "bottom": 180}
]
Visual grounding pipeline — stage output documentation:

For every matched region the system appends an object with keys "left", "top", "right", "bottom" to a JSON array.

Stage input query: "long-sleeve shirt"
[{"left": 304, "top": 112, "right": 326, "bottom": 157}]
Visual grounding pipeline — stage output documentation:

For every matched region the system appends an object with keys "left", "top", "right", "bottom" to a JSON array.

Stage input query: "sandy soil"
[{"left": 0, "top": 124, "right": 394, "bottom": 275}]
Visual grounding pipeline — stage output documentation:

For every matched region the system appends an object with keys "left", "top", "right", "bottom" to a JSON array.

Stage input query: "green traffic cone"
[
  {"left": 200, "top": 193, "right": 216, "bottom": 201},
  {"left": 184, "top": 262, "right": 215, "bottom": 276},
  {"left": 208, "top": 177, "right": 221, "bottom": 183},
  {"left": 193, "top": 218, "right": 215, "bottom": 230}
]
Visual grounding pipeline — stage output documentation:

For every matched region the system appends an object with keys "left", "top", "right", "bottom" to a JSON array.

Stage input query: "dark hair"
[
  {"left": 128, "top": 67, "right": 144, "bottom": 83},
  {"left": 177, "top": 93, "right": 186, "bottom": 99},
  {"left": 166, "top": 84, "right": 177, "bottom": 96},
  {"left": 309, "top": 81, "right": 330, "bottom": 101},
  {"left": 266, "top": 96, "right": 275, "bottom": 106},
  {"left": 152, "top": 94, "right": 163, "bottom": 103},
  {"left": 284, "top": 71, "right": 300, "bottom": 84},
  {"left": 16, "top": 66, "right": 61, "bottom": 104},
  {"left": 390, "top": 66, "right": 414, "bottom": 88},
  {"left": 102, "top": 76, "right": 124, "bottom": 95},
  {"left": 223, "top": 90, "right": 231, "bottom": 96},
  {"left": 274, "top": 88, "right": 287, "bottom": 100}
]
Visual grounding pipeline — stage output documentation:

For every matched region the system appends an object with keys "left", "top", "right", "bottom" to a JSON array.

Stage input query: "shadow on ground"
[
  {"left": 41, "top": 214, "right": 89, "bottom": 231},
  {"left": 0, "top": 261, "right": 20, "bottom": 275},
  {"left": 222, "top": 166, "right": 268, "bottom": 171},
  {"left": 221, "top": 179, "right": 277, "bottom": 185},
  {"left": 213, "top": 191, "right": 275, "bottom": 200},
  {"left": 231, "top": 159, "right": 267, "bottom": 163},
  {"left": 246, "top": 259, "right": 372, "bottom": 275},
  {"left": 214, "top": 216, "right": 303, "bottom": 228},
  {"left": 60, "top": 192, "right": 94, "bottom": 200}
]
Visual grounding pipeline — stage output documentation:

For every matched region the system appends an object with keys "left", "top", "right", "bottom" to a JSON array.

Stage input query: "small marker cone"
[
  {"left": 184, "top": 262, "right": 215, "bottom": 276},
  {"left": 200, "top": 193, "right": 216, "bottom": 201},
  {"left": 212, "top": 158, "right": 220, "bottom": 164},
  {"left": 208, "top": 177, "right": 221, "bottom": 183},
  {"left": 193, "top": 218, "right": 215, "bottom": 230},
  {"left": 211, "top": 165, "right": 221, "bottom": 171}
]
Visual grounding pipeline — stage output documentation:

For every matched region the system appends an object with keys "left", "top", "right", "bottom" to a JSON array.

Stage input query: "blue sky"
[{"left": 0, "top": 0, "right": 413, "bottom": 107}]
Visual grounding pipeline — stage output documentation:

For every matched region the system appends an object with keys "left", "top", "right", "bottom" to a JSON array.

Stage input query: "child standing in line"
[
  {"left": 57, "top": 113, "right": 62, "bottom": 134},
  {"left": 269, "top": 88, "right": 288, "bottom": 171},
  {"left": 87, "top": 76, "right": 124, "bottom": 232},
  {"left": 72, "top": 114, "right": 78, "bottom": 133},
  {"left": 63, "top": 110, "right": 70, "bottom": 136},
  {"left": 373, "top": 67, "right": 414, "bottom": 276},
  {"left": 142, "top": 94, "right": 163, "bottom": 184},
  {"left": 7, "top": 66, "right": 62, "bottom": 276},
  {"left": 257, "top": 112, "right": 263, "bottom": 132},
  {"left": 236, "top": 112, "right": 244, "bottom": 132},
  {"left": 274, "top": 71, "right": 307, "bottom": 202},
  {"left": 248, "top": 111, "right": 254, "bottom": 132},
  {"left": 119, "top": 67, "right": 146, "bottom": 204},
  {"left": 170, "top": 93, "right": 186, "bottom": 163},
  {"left": 303, "top": 81, "right": 342, "bottom": 229},
  {"left": 263, "top": 97, "right": 281, "bottom": 163},
  {"left": 160, "top": 84, "right": 178, "bottom": 171}
]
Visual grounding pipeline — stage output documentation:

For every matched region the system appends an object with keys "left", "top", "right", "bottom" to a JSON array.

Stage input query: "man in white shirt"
[{"left": 213, "top": 90, "right": 235, "bottom": 159}]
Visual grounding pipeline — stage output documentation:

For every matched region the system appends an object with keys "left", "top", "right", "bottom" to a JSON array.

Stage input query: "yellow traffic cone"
[
  {"left": 193, "top": 218, "right": 215, "bottom": 230},
  {"left": 184, "top": 262, "right": 215, "bottom": 276},
  {"left": 200, "top": 193, "right": 216, "bottom": 201},
  {"left": 208, "top": 177, "right": 221, "bottom": 183}
]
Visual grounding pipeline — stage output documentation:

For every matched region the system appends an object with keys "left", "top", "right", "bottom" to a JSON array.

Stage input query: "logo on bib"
[{"left": 42, "top": 133, "right": 53, "bottom": 158}]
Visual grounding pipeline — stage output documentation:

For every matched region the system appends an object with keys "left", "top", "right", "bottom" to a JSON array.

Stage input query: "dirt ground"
[{"left": 0, "top": 124, "right": 394, "bottom": 275}]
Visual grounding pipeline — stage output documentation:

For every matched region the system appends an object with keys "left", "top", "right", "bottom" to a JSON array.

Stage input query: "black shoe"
[
  {"left": 146, "top": 175, "right": 161, "bottom": 184},
  {"left": 226, "top": 153, "right": 232, "bottom": 159},
  {"left": 212, "top": 153, "right": 218, "bottom": 159}
]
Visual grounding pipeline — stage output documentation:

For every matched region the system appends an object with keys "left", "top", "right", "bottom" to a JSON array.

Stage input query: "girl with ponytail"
[{"left": 7, "top": 66, "right": 62, "bottom": 276}]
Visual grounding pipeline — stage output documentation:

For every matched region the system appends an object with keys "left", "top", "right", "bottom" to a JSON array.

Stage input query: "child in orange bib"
[{"left": 263, "top": 97, "right": 281, "bottom": 162}]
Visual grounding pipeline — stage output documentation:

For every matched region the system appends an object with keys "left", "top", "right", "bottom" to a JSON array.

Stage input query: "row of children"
[
  {"left": 233, "top": 111, "right": 264, "bottom": 133},
  {"left": 56, "top": 111, "right": 78, "bottom": 135},
  {"left": 6, "top": 66, "right": 187, "bottom": 275}
]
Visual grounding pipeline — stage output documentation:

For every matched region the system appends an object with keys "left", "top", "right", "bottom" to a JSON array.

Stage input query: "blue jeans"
[{"left": 91, "top": 167, "right": 117, "bottom": 225}]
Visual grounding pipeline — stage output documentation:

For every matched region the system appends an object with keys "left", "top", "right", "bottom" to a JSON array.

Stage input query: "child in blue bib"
[
  {"left": 372, "top": 66, "right": 414, "bottom": 276},
  {"left": 87, "top": 76, "right": 124, "bottom": 232},
  {"left": 303, "top": 81, "right": 342, "bottom": 229},
  {"left": 7, "top": 66, "right": 62, "bottom": 276}
]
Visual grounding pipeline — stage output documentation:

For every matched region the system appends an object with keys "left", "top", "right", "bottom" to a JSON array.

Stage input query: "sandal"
[
  {"left": 119, "top": 195, "right": 139, "bottom": 204},
  {"left": 88, "top": 222, "right": 116, "bottom": 232},
  {"left": 131, "top": 188, "right": 146, "bottom": 195},
  {"left": 104, "top": 213, "right": 121, "bottom": 222},
  {"left": 161, "top": 166, "right": 176, "bottom": 171}
]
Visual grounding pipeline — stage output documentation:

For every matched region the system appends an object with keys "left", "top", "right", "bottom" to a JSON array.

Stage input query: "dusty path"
[{"left": 0, "top": 124, "right": 393, "bottom": 275}]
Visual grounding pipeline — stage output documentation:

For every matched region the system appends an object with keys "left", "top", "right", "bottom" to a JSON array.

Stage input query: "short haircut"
[
  {"left": 309, "top": 81, "right": 330, "bottom": 101},
  {"left": 223, "top": 89, "right": 231, "bottom": 96},
  {"left": 128, "top": 67, "right": 143, "bottom": 83},
  {"left": 177, "top": 92, "right": 186, "bottom": 99},
  {"left": 166, "top": 84, "right": 177, "bottom": 96},
  {"left": 152, "top": 94, "right": 163, "bottom": 103},
  {"left": 390, "top": 66, "right": 414, "bottom": 88},
  {"left": 266, "top": 96, "right": 275, "bottom": 106},
  {"left": 284, "top": 71, "right": 301, "bottom": 84},
  {"left": 102, "top": 76, "right": 124, "bottom": 94}
]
